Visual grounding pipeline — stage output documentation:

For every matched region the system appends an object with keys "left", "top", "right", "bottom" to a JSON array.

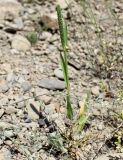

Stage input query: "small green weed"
[{"left": 26, "top": 31, "right": 38, "bottom": 44}]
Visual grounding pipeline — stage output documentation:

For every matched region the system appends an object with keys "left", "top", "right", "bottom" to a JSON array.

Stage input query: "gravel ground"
[{"left": 0, "top": 0, "right": 123, "bottom": 160}]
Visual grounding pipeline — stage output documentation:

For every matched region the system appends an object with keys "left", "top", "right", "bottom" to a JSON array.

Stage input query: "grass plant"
[{"left": 56, "top": 5, "right": 73, "bottom": 120}]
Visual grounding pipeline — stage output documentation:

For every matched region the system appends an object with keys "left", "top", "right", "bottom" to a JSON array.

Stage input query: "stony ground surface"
[{"left": 0, "top": 0, "right": 123, "bottom": 160}]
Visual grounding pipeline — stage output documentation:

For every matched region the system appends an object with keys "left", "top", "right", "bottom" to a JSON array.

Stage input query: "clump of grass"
[
  {"left": 56, "top": 5, "right": 73, "bottom": 120},
  {"left": 26, "top": 31, "right": 38, "bottom": 44}
]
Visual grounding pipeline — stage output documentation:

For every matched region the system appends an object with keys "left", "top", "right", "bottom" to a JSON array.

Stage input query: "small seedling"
[
  {"left": 26, "top": 31, "right": 38, "bottom": 44},
  {"left": 56, "top": 5, "right": 73, "bottom": 120}
]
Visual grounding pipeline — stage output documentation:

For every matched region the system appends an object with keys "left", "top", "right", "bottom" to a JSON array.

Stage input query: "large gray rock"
[{"left": 38, "top": 78, "right": 65, "bottom": 90}]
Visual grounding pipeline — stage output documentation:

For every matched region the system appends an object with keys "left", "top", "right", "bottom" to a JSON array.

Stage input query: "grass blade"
[
  {"left": 56, "top": 5, "right": 73, "bottom": 119},
  {"left": 67, "top": 94, "right": 73, "bottom": 120},
  {"left": 60, "top": 53, "right": 68, "bottom": 87}
]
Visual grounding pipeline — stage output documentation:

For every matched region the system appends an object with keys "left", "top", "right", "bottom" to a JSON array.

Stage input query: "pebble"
[
  {"left": 91, "top": 86, "right": 100, "bottom": 95},
  {"left": 4, "top": 17, "right": 23, "bottom": 32},
  {"left": 45, "top": 103, "right": 60, "bottom": 114},
  {"left": 68, "top": 59, "right": 82, "bottom": 70},
  {"left": 34, "top": 88, "right": 49, "bottom": 101},
  {"left": 0, "top": 79, "right": 9, "bottom": 93},
  {"left": 40, "top": 13, "right": 58, "bottom": 30},
  {"left": 54, "top": 68, "right": 64, "bottom": 80},
  {"left": 0, "top": 122, "right": 16, "bottom": 129},
  {"left": 4, "top": 140, "right": 12, "bottom": 146},
  {"left": 40, "top": 31, "right": 52, "bottom": 41},
  {"left": 38, "top": 78, "right": 65, "bottom": 90},
  {"left": 21, "top": 81, "right": 32, "bottom": 92},
  {"left": 7, "top": 72, "right": 16, "bottom": 83},
  {"left": 17, "top": 97, "right": 25, "bottom": 109},
  {"left": 0, "top": 98, "right": 9, "bottom": 106},
  {"left": 18, "top": 77, "right": 25, "bottom": 84},
  {"left": 97, "top": 123, "right": 104, "bottom": 130},
  {"left": 4, "top": 130, "right": 15, "bottom": 138},
  {"left": 38, "top": 118, "right": 46, "bottom": 127},
  {"left": 1, "top": 84, "right": 9, "bottom": 93},
  {"left": 13, "top": 17, "right": 24, "bottom": 30},
  {"left": 40, "top": 95, "right": 52, "bottom": 105},
  {"left": 10, "top": 48, "right": 19, "bottom": 55},
  {"left": 0, "top": 148, "right": 12, "bottom": 160},
  {"left": 24, "top": 117, "right": 31, "bottom": 123},
  {"left": 5, "top": 106, "right": 17, "bottom": 114},
  {"left": 11, "top": 35, "right": 31, "bottom": 52}
]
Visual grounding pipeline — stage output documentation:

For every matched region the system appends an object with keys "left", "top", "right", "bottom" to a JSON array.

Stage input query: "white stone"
[{"left": 12, "top": 35, "right": 31, "bottom": 52}]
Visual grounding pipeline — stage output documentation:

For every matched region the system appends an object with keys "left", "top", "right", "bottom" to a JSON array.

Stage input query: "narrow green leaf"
[
  {"left": 60, "top": 53, "right": 68, "bottom": 87},
  {"left": 63, "top": 50, "right": 69, "bottom": 87},
  {"left": 67, "top": 94, "right": 73, "bottom": 120}
]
